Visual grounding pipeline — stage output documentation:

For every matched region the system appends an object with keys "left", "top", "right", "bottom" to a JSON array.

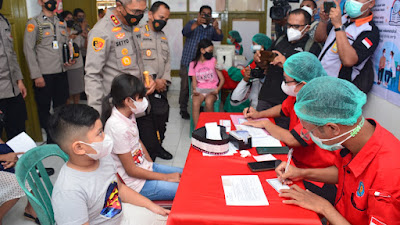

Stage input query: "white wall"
[{"left": 363, "top": 94, "right": 400, "bottom": 139}]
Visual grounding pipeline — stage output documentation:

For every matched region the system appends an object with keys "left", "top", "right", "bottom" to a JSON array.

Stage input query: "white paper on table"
[
  {"left": 253, "top": 154, "right": 277, "bottom": 162},
  {"left": 202, "top": 143, "right": 238, "bottom": 156},
  {"left": 235, "top": 125, "right": 268, "bottom": 138},
  {"left": 219, "top": 120, "right": 231, "bottom": 132},
  {"left": 6, "top": 132, "right": 37, "bottom": 158},
  {"left": 266, "top": 178, "right": 290, "bottom": 193},
  {"left": 221, "top": 175, "right": 269, "bottom": 206},
  {"left": 205, "top": 122, "right": 222, "bottom": 140},
  {"left": 251, "top": 136, "right": 282, "bottom": 147}
]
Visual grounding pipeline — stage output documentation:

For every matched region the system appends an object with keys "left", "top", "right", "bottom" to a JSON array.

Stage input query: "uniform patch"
[
  {"left": 121, "top": 48, "right": 128, "bottom": 55},
  {"left": 362, "top": 37, "right": 373, "bottom": 49},
  {"left": 44, "top": 31, "right": 50, "bottom": 36},
  {"left": 92, "top": 37, "right": 105, "bottom": 52},
  {"left": 161, "top": 37, "right": 167, "bottom": 40},
  {"left": 115, "top": 32, "right": 125, "bottom": 39},
  {"left": 154, "top": 21, "right": 160, "bottom": 28},
  {"left": 134, "top": 27, "right": 140, "bottom": 32},
  {"left": 59, "top": 21, "right": 64, "bottom": 25},
  {"left": 129, "top": 18, "right": 137, "bottom": 24},
  {"left": 356, "top": 181, "right": 365, "bottom": 197},
  {"left": 27, "top": 24, "right": 35, "bottom": 32},
  {"left": 122, "top": 56, "right": 132, "bottom": 66},
  {"left": 370, "top": 217, "right": 386, "bottom": 225},
  {"left": 112, "top": 27, "right": 122, "bottom": 32},
  {"left": 110, "top": 15, "right": 120, "bottom": 26},
  {"left": 146, "top": 50, "right": 152, "bottom": 57},
  {"left": 144, "top": 33, "right": 150, "bottom": 37},
  {"left": 61, "top": 30, "right": 66, "bottom": 35},
  {"left": 331, "top": 42, "right": 338, "bottom": 53}
]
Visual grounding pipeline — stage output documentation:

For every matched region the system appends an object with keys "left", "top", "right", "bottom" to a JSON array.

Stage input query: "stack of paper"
[
  {"left": 222, "top": 175, "right": 269, "bottom": 206},
  {"left": 205, "top": 122, "right": 222, "bottom": 140},
  {"left": 6, "top": 132, "right": 37, "bottom": 158}
]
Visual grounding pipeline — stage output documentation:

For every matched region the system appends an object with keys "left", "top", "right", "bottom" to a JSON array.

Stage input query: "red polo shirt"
[
  {"left": 334, "top": 119, "right": 400, "bottom": 225},
  {"left": 280, "top": 96, "right": 336, "bottom": 169}
]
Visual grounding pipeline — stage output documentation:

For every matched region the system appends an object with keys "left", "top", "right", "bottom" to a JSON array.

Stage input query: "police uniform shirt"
[
  {"left": 135, "top": 24, "right": 171, "bottom": 82},
  {"left": 23, "top": 11, "right": 68, "bottom": 79},
  {"left": 0, "top": 14, "right": 23, "bottom": 99},
  {"left": 85, "top": 8, "right": 144, "bottom": 113},
  {"left": 319, "top": 14, "right": 380, "bottom": 81}
]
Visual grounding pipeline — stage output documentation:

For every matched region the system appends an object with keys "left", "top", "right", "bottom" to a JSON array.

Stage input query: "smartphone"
[
  {"left": 256, "top": 146, "right": 290, "bottom": 155},
  {"left": 248, "top": 160, "right": 282, "bottom": 172},
  {"left": 324, "top": 2, "right": 336, "bottom": 14}
]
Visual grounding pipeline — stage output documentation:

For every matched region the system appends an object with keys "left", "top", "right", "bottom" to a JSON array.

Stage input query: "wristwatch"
[{"left": 334, "top": 25, "right": 346, "bottom": 32}]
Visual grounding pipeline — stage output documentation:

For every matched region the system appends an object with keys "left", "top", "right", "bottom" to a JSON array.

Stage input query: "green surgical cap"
[
  {"left": 283, "top": 52, "right": 327, "bottom": 83},
  {"left": 229, "top": 30, "right": 242, "bottom": 43},
  {"left": 294, "top": 76, "right": 367, "bottom": 126},
  {"left": 252, "top": 33, "right": 272, "bottom": 50}
]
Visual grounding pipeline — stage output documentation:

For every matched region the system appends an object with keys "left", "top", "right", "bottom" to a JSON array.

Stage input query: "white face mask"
[
  {"left": 287, "top": 25, "right": 308, "bottom": 42},
  {"left": 301, "top": 6, "right": 314, "bottom": 16},
  {"left": 281, "top": 81, "right": 300, "bottom": 97},
  {"left": 129, "top": 97, "right": 148, "bottom": 115},
  {"left": 251, "top": 44, "right": 262, "bottom": 53},
  {"left": 80, "top": 134, "right": 114, "bottom": 160}
]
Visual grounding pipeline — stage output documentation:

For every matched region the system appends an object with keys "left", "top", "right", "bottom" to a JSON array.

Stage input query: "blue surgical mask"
[
  {"left": 310, "top": 118, "right": 365, "bottom": 151},
  {"left": 345, "top": 0, "right": 372, "bottom": 18},
  {"left": 251, "top": 44, "right": 262, "bottom": 53},
  {"left": 227, "top": 38, "right": 233, "bottom": 45}
]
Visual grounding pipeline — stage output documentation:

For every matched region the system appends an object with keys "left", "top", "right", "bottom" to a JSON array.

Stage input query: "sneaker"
[{"left": 180, "top": 110, "right": 190, "bottom": 120}]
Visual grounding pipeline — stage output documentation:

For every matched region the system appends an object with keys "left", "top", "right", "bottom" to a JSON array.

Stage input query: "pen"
[
  {"left": 283, "top": 148, "right": 294, "bottom": 184},
  {"left": 247, "top": 100, "right": 252, "bottom": 116}
]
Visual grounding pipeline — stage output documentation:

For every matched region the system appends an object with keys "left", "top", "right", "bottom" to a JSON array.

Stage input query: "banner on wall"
[{"left": 371, "top": 0, "right": 400, "bottom": 106}]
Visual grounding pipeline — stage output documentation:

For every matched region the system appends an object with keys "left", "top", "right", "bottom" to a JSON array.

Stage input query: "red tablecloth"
[{"left": 167, "top": 112, "right": 321, "bottom": 225}]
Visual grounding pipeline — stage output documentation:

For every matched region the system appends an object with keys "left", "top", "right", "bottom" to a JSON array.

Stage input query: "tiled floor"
[{"left": 3, "top": 78, "right": 191, "bottom": 225}]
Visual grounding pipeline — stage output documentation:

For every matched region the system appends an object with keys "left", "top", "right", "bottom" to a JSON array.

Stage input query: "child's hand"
[
  {"left": 165, "top": 172, "right": 181, "bottom": 183},
  {"left": 193, "top": 89, "right": 200, "bottom": 96},
  {"left": 210, "top": 89, "right": 219, "bottom": 95},
  {"left": 149, "top": 203, "right": 170, "bottom": 216}
]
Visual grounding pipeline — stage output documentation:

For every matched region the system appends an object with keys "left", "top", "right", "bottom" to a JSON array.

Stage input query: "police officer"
[
  {"left": 85, "top": 0, "right": 172, "bottom": 161},
  {"left": 23, "top": 0, "right": 74, "bottom": 142},
  {"left": 0, "top": 1, "right": 28, "bottom": 140},
  {"left": 135, "top": 1, "right": 173, "bottom": 159}
]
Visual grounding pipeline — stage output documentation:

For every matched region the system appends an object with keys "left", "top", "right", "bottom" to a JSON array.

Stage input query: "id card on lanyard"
[{"left": 50, "top": 22, "right": 58, "bottom": 49}]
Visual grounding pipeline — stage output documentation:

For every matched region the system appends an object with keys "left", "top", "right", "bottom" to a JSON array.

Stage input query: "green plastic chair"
[
  {"left": 188, "top": 76, "right": 221, "bottom": 136},
  {"left": 15, "top": 144, "right": 69, "bottom": 225}
]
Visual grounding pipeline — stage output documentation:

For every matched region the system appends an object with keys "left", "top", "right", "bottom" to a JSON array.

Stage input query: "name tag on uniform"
[{"left": 52, "top": 41, "right": 59, "bottom": 49}]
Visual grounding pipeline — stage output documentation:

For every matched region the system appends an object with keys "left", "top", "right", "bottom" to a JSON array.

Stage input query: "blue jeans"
[{"left": 139, "top": 163, "right": 183, "bottom": 200}]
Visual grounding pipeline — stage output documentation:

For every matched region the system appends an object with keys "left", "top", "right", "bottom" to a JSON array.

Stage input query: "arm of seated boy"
[
  {"left": 52, "top": 190, "right": 91, "bottom": 225},
  {"left": 117, "top": 179, "right": 170, "bottom": 216},
  {"left": 117, "top": 152, "right": 181, "bottom": 183}
]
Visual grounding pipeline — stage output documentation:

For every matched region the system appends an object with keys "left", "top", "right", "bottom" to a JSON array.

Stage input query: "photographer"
[
  {"left": 270, "top": 0, "right": 292, "bottom": 39},
  {"left": 255, "top": 9, "right": 322, "bottom": 129},
  {"left": 315, "top": 0, "right": 379, "bottom": 93},
  {"left": 224, "top": 34, "right": 272, "bottom": 112}
]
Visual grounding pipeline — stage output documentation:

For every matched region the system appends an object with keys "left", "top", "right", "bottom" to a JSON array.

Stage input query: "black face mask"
[
  {"left": 122, "top": 7, "right": 143, "bottom": 26},
  {"left": 77, "top": 17, "right": 84, "bottom": 23},
  {"left": 44, "top": 0, "right": 57, "bottom": 12},
  {"left": 152, "top": 19, "right": 167, "bottom": 32},
  {"left": 66, "top": 20, "right": 74, "bottom": 28},
  {"left": 203, "top": 52, "right": 213, "bottom": 60}
]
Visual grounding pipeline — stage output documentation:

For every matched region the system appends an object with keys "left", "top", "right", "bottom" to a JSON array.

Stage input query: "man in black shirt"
[{"left": 255, "top": 9, "right": 321, "bottom": 129}]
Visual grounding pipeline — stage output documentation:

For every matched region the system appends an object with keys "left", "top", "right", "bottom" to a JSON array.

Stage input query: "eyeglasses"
[
  {"left": 283, "top": 79, "right": 299, "bottom": 84},
  {"left": 286, "top": 23, "right": 307, "bottom": 29},
  {"left": 125, "top": 7, "right": 148, "bottom": 16},
  {"left": 300, "top": 126, "right": 319, "bottom": 141}
]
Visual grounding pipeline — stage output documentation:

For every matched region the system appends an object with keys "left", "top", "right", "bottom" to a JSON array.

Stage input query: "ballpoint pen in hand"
[{"left": 283, "top": 148, "right": 294, "bottom": 184}]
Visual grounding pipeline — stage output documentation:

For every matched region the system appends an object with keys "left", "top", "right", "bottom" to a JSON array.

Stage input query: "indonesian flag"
[
  {"left": 362, "top": 37, "right": 373, "bottom": 49},
  {"left": 370, "top": 217, "right": 386, "bottom": 225}
]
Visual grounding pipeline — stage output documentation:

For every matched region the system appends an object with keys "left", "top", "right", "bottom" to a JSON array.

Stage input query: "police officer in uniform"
[
  {"left": 86, "top": 0, "right": 173, "bottom": 161},
  {"left": 0, "top": 0, "right": 28, "bottom": 140},
  {"left": 24, "top": 0, "right": 74, "bottom": 142},
  {"left": 135, "top": 1, "right": 173, "bottom": 159}
]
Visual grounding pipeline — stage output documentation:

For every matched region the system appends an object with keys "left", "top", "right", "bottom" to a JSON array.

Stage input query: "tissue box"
[
  {"left": 191, "top": 126, "right": 230, "bottom": 155},
  {"left": 229, "top": 130, "right": 252, "bottom": 150}
]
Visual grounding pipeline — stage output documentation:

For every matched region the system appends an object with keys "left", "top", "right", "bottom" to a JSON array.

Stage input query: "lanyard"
[{"left": 43, "top": 15, "right": 57, "bottom": 41}]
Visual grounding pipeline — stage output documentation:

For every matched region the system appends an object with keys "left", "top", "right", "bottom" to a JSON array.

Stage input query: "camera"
[
  {"left": 250, "top": 67, "right": 265, "bottom": 79},
  {"left": 270, "top": 0, "right": 291, "bottom": 20}
]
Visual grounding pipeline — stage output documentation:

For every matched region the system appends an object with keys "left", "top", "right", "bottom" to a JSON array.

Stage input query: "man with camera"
[
  {"left": 315, "top": 0, "right": 379, "bottom": 93},
  {"left": 179, "top": 5, "right": 223, "bottom": 119},
  {"left": 255, "top": 8, "right": 322, "bottom": 129},
  {"left": 270, "top": 0, "right": 292, "bottom": 39}
]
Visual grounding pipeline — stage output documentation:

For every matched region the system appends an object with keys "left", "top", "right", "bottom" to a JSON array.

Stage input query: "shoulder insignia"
[
  {"left": 59, "top": 21, "right": 64, "bottom": 25},
  {"left": 110, "top": 15, "right": 120, "bottom": 26},
  {"left": 112, "top": 27, "right": 122, "bottom": 32},
  {"left": 122, "top": 56, "right": 132, "bottom": 66},
  {"left": 134, "top": 27, "right": 140, "bottom": 32},
  {"left": 161, "top": 37, "right": 167, "bottom": 40},
  {"left": 144, "top": 33, "right": 150, "bottom": 37},
  {"left": 27, "top": 24, "right": 35, "bottom": 32},
  {"left": 115, "top": 32, "right": 126, "bottom": 39},
  {"left": 92, "top": 37, "right": 106, "bottom": 52}
]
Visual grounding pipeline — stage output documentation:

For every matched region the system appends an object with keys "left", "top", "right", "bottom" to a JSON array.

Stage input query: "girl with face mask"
[
  {"left": 189, "top": 39, "right": 225, "bottom": 128},
  {"left": 101, "top": 74, "right": 183, "bottom": 201}
]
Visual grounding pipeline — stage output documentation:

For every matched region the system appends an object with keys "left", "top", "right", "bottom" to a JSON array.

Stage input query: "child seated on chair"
[
  {"left": 190, "top": 39, "right": 225, "bottom": 128},
  {"left": 102, "top": 74, "right": 183, "bottom": 201},
  {"left": 48, "top": 104, "right": 169, "bottom": 225}
]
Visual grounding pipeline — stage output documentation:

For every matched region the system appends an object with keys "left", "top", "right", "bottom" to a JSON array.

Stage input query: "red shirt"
[
  {"left": 333, "top": 119, "right": 400, "bottom": 225},
  {"left": 280, "top": 96, "right": 336, "bottom": 169}
]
